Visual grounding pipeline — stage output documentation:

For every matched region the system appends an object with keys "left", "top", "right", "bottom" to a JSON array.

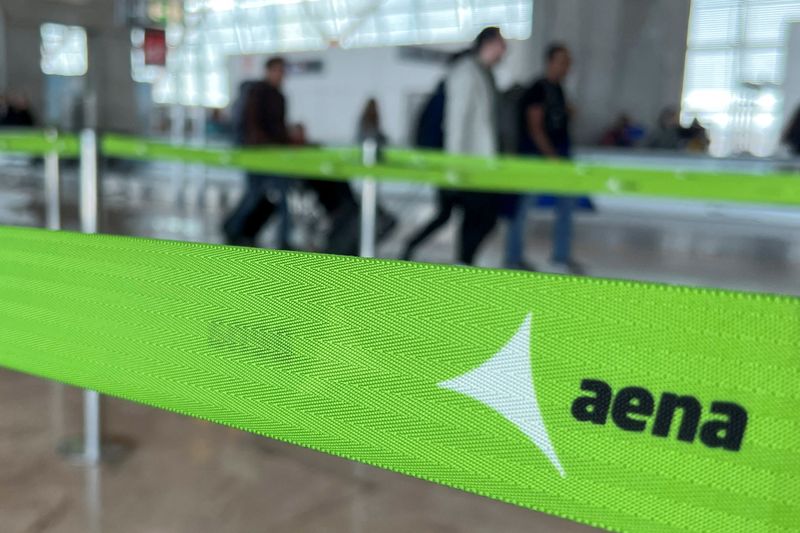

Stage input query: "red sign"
[{"left": 143, "top": 28, "right": 167, "bottom": 66}]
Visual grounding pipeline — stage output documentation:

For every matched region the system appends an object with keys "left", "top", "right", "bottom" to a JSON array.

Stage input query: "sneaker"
[
  {"left": 224, "top": 234, "right": 256, "bottom": 247},
  {"left": 547, "top": 260, "right": 585, "bottom": 276},
  {"left": 505, "top": 260, "right": 538, "bottom": 272}
]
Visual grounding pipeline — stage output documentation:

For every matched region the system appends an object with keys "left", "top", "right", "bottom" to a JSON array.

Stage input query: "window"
[
  {"left": 144, "top": 0, "right": 532, "bottom": 108},
  {"left": 182, "top": 0, "right": 532, "bottom": 52},
  {"left": 40, "top": 23, "right": 88, "bottom": 77},
  {"left": 682, "top": 0, "right": 800, "bottom": 156}
]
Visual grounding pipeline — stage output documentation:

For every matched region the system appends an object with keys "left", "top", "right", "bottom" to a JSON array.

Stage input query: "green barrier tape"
[
  {"left": 101, "top": 134, "right": 800, "bottom": 206},
  {"left": 0, "top": 130, "right": 80, "bottom": 156},
  {"left": 1, "top": 225, "right": 798, "bottom": 532}
]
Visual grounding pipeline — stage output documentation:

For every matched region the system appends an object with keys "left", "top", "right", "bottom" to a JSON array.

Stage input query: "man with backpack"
[{"left": 222, "top": 57, "right": 292, "bottom": 248}]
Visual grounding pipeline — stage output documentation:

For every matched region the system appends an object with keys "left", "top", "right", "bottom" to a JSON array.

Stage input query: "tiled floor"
[{"left": 1, "top": 161, "right": 798, "bottom": 532}]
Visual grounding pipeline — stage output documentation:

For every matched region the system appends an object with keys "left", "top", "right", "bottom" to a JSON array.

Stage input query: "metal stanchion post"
[
  {"left": 359, "top": 138, "right": 378, "bottom": 259},
  {"left": 44, "top": 128, "right": 66, "bottom": 449},
  {"left": 353, "top": 138, "right": 379, "bottom": 524},
  {"left": 79, "top": 129, "right": 101, "bottom": 465},
  {"left": 43, "top": 129, "right": 60, "bottom": 231},
  {"left": 80, "top": 129, "right": 99, "bottom": 234}
]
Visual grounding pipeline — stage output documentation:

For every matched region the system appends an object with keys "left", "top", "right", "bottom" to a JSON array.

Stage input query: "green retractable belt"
[
  {"left": 0, "top": 226, "right": 798, "bottom": 532},
  {"left": 101, "top": 133, "right": 800, "bottom": 206},
  {"left": 0, "top": 131, "right": 80, "bottom": 156}
]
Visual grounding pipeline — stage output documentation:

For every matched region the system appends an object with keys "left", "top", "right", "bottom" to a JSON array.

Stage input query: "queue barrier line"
[
  {"left": 102, "top": 133, "right": 800, "bottom": 206},
  {"left": 1, "top": 225, "right": 798, "bottom": 533},
  {"left": 2, "top": 129, "right": 798, "bottom": 205},
  {"left": 0, "top": 130, "right": 80, "bottom": 156}
]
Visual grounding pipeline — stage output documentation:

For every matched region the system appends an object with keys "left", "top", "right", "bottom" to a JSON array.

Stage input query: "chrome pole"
[
  {"left": 45, "top": 128, "right": 66, "bottom": 449},
  {"left": 79, "top": 128, "right": 101, "bottom": 465},
  {"left": 80, "top": 129, "right": 98, "bottom": 233},
  {"left": 43, "top": 128, "right": 60, "bottom": 231},
  {"left": 359, "top": 138, "right": 378, "bottom": 259}
]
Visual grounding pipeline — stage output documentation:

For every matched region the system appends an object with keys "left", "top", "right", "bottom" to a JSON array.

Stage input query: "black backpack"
[
  {"left": 498, "top": 83, "right": 527, "bottom": 154},
  {"left": 231, "top": 80, "right": 258, "bottom": 146},
  {"left": 414, "top": 80, "right": 446, "bottom": 149}
]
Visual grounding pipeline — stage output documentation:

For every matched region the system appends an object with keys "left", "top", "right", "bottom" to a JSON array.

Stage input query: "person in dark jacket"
[{"left": 222, "top": 57, "right": 292, "bottom": 247}]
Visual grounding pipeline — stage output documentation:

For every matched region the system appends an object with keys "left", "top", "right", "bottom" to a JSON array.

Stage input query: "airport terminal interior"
[{"left": 1, "top": 0, "right": 799, "bottom": 532}]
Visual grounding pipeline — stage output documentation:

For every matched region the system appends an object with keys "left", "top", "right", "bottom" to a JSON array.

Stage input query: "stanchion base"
[{"left": 57, "top": 435, "right": 136, "bottom": 466}]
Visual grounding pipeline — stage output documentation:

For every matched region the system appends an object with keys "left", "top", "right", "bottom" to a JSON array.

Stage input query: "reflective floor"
[
  {"left": 1, "top": 160, "right": 798, "bottom": 532},
  {"left": 1, "top": 371, "right": 596, "bottom": 533}
]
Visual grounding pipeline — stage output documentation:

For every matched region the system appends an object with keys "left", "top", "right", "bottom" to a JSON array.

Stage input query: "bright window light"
[
  {"left": 681, "top": 0, "right": 800, "bottom": 156},
  {"left": 754, "top": 113, "right": 775, "bottom": 128},
  {"left": 756, "top": 93, "right": 777, "bottom": 111},
  {"left": 40, "top": 23, "right": 88, "bottom": 77},
  {"left": 710, "top": 113, "right": 731, "bottom": 128}
]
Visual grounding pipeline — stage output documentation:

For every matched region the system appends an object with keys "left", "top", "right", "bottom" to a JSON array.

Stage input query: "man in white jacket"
[{"left": 445, "top": 27, "right": 507, "bottom": 264}]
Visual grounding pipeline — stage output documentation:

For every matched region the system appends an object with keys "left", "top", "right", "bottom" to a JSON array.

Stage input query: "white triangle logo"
[{"left": 438, "top": 313, "right": 565, "bottom": 477}]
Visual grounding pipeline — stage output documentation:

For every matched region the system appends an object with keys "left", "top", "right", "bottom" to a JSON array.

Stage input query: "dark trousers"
[
  {"left": 223, "top": 173, "right": 289, "bottom": 247},
  {"left": 307, "top": 179, "right": 357, "bottom": 214},
  {"left": 402, "top": 189, "right": 461, "bottom": 260},
  {"left": 459, "top": 191, "right": 500, "bottom": 265},
  {"left": 306, "top": 180, "right": 360, "bottom": 256}
]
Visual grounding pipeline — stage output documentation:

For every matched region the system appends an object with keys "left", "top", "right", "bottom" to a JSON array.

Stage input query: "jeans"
[
  {"left": 223, "top": 173, "right": 291, "bottom": 248},
  {"left": 505, "top": 195, "right": 576, "bottom": 266}
]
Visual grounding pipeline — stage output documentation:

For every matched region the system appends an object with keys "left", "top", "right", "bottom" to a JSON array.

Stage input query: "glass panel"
[
  {"left": 741, "top": 47, "right": 783, "bottom": 85},
  {"left": 682, "top": 0, "right": 800, "bottom": 156},
  {"left": 688, "top": 0, "right": 742, "bottom": 48},
  {"left": 40, "top": 23, "right": 88, "bottom": 77},
  {"left": 744, "top": 0, "right": 800, "bottom": 45}
]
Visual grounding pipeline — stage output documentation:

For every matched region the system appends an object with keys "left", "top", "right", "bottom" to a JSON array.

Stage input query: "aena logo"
[
  {"left": 438, "top": 314, "right": 566, "bottom": 477},
  {"left": 572, "top": 380, "right": 748, "bottom": 451},
  {"left": 439, "top": 314, "right": 749, "bottom": 479}
]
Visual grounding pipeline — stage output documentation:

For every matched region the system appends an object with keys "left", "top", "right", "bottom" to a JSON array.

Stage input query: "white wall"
[
  {"left": 233, "top": 47, "right": 455, "bottom": 146},
  {"left": 230, "top": 0, "right": 691, "bottom": 147}
]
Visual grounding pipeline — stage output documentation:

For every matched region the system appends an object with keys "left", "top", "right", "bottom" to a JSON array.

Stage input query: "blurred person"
[
  {"left": 405, "top": 27, "right": 506, "bottom": 265},
  {"left": 353, "top": 97, "right": 397, "bottom": 250},
  {"left": 506, "top": 43, "right": 584, "bottom": 274},
  {"left": 600, "top": 113, "right": 644, "bottom": 147},
  {"left": 1, "top": 94, "right": 35, "bottom": 127},
  {"left": 222, "top": 57, "right": 293, "bottom": 248},
  {"left": 682, "top": 118, "right": 710, "bottom": 153},
  {"left": 783, "top": 105, "right": 800, "bottom": 155},
  {"left": 206, "top": 108, "right": 231, "bottom": 140},
  {"left": 648, "top": 106, "right": 683, "bottom": 150},
  {"left": 401, "top": 51, "right": 469, "bottom": 261},
  {"left": 448, "top": 27, "right": 507, "bottom": 265},
  {"left": 357, "top": 98, "right": 387, "bottom": 152}
]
